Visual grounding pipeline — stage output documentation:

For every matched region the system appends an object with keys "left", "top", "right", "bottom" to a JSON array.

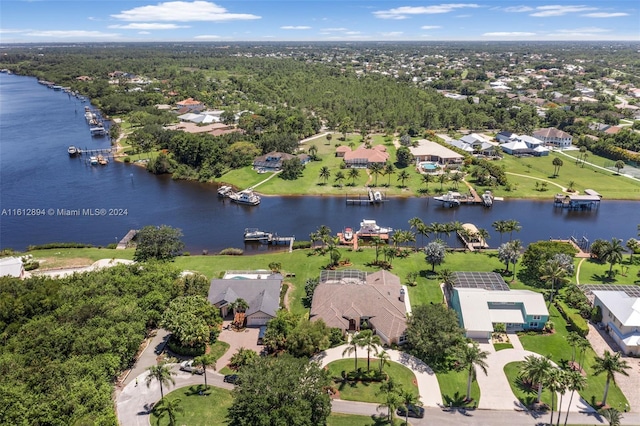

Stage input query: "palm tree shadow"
[
  {"left": 183, "top": 384, "right": 211, "bottom": 397},
  {"left": 443, "top": 391, "right": 473, "bottom": 408},
  {"left": 590, "top": 273, "right": 614, "bottom": 283}
]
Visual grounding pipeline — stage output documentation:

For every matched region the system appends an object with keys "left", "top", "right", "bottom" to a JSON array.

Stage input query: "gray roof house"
[
  {"left": 208, "top": 272, "right": 283, "bottom": 326},
  {"left": 0, "top": 257, "right": 25, "bottom": 279},
  {"left": 309, "top": 269, "right": 408, "bottom": 345}
]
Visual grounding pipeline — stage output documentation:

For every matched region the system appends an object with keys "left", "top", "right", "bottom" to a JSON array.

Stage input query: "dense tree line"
[{"left": 0, "top": 262, "right": 183, "bottom": 425}]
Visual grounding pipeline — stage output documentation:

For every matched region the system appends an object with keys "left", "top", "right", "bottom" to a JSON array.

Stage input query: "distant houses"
[
  {"left": 533, "top": 127, "right": 573, "bottom": 149},
  {"left": 499, "top": 133, "right": 549, "bottom": 157},
  {"left": 253, "top": 151, "right": 311, "bottom": 172},
  {"left": 448, "top": 133, "right": 495, "bottom": 156}
]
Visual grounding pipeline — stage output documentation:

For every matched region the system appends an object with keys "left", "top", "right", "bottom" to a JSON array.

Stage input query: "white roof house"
[
  {"left": 593, "top": 290, "right": 640, "bottom": 355},
  {"left": 453, "top": 288, "right": 548, "bottom": 340},
  {"left": 0, "top": 257, "right": 25, "bottom": 278},
  {"left": 409, "top": 140, "right": 464, "bottom": 164}
]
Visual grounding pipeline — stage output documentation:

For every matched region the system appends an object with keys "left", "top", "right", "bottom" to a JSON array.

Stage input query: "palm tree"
[
  {"left": 416, "top": 222, "right": 429, "bottom": 250},
  {"left": 567, "top": 180, "right": 576, "bottom": 192},
  {"left": 476, "top": 228, "right": 490, "bottom": 250},
  {"left": 358, "top": 330, "right": 382, "bottom": 371},
  {"left": 397, "top": 170, "right": 411, "bottom": 188},
  {"left": 601, "top": 238, "right": 625, "bottom": 278},
  {"left": 146, "top": 363, "right": 176, "bottom": 400},
  {"left": 600, "top": 407, "right": 623, "bottom": 426},
  {"left": 505, "top": 219, "right": 522, "bottom": 242},
  {"left": 566, "top": 332, "right": 582, "bottom": 364},
  {"left": 563, "top": 370, "right": 587, "bottom": 426},
  {"left": 581, "top": 152, "right": 588, "bottom": 167},
  {"left": 348, "top": 167, "right": 360, "bottom": 186},
  {"left": 377, "top": 378, "right": 401, "bottom": 422},
  {"left": 540, "top": 259, "right": 570, "bottom": 306},
  {"left": 458, "top": 341, "right": 490, "bottom": 402},
  {"left": 626, "top": 238, "right": 639, "bottom": 263},
  {"left": 578, "top": 146, "right": 587, "bottom": 165},
  {"left": 421, "top": 173, "right": 433, "bottom": 192},
  {"left": 384, "top": 163, "right": 395, "bottom": 187},
  {"left": 520, "top": 355, "right": 553, "bottom": 404},
  {"left": 342, "top": 335, "right": 361, "bottom": 371},
  {"left": 193, "top": 354, "right": 217, "bottom": 389},
  {"left": 592, "top": 351, "right": 631, "bottom": 406},
  {"left": 408, "top": 217, "right": 424, "bottom": 251},
  {"left": 437, "top": 268, "right": 456, "bottom": 304},
  {"left": 370, "top": 236, "right": 384, "bottom": 264},
  {"left": 334, "top": 170, "right": 345, "bottom": 187},
  {"left": 369, "top": 162, "right": 384, "bottom": 187},
  {"left": 438, "top": 172, "right": 449, "bottom": 190},
  {"left": 492, "top": 220, "right": 508, "bottom": 245},
  {"left": 308, "top": 144, "right": 318, "bottom": 159},
  {"left": 319, "top": 166, "right": 331, "bottom": 184},
  {"left": 377, "top": 349, "right": 391, "bottom": 373},
  {"left": 231, "top": 298, "right": 249, "bottom": 314},
  {"left": 153, "top": 397, "right": 184, "bottom": 426},
  {"left": 400, "top": 390, "right": 421, "bottom": 426},
  {"left": 552, "top": 157, "right": 564, "bottom": 177},
  {"left": 450, "top": 172, "right": 463, "bottom": 189}
]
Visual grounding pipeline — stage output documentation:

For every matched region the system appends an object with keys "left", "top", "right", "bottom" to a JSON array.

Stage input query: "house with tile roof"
[
  {"left": 408, "top": 139, "right": 464, "bottom": 165},
  {"left": 593, "top": 291, "right": 640, "bottom": 356},
  {"left": 309, "top": 269, "right": 409, "bottom": 345},
  {"left": 533, "top": 127, "right": 573, "bottom": 149},
  {"left": 176, "top": 97, "right": 204, "bottom": 112},
  {"left": 208, "top": 271, "right": 282, "bottom": 326},
  {"left": 343, "top": 146, "right": 389, "bottom": 169}
]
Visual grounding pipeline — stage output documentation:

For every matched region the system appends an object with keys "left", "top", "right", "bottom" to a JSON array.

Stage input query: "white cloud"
[
  {"left": 0, "top": 29, "right": 25, "bottom": 34},
  {"left": 373, "top": 4, "right": 480, "bottom": 19},
  {"left": 194, "top": 34, "right": 223, "bottom": 39},
  {"left": 109, "top": 23, "right": 189, "bottom": 30},
  {"left": 483, "top": 32, "right": 537, "bottom": 37},
  {"left": 421, "top": 25, "right": 442, "bottom": 30},
  {"left": 112, "top": 1, "right": 260, "bottom": 22},
  {"left": 554, "top": 27, "right": 611, "bottom": 33},
  {"left": 138, "top": 31, "right": 151, "bottom": 35},
  {"left": 381, "top": 31, "right": 403, "bottom": 37},
  {"left": 345, "top": 31, "right": 362, "bottom": 35},
  {"left": 530, "top": 5, "right": 597, "bottom": 17},
  {"left": 547, "top": 27, "right": 613, "bottom": 38},
  {"left": 582, "top": 12, "right": 629, "bottom": 18},
  {"left": 322, "top": 27, "right": 348, "bottom": 32},
  {"left": 24, "top": 30, "right": 120, "bottom": 38},
  {"left": 280, "top": 26, "right": 311, "bottom": 30},
  {"left": 504, "top": 6, "right": 534, "bottom": 13}
]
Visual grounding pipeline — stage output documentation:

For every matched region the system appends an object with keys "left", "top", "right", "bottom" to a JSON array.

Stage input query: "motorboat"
[
  {"left": 434, "top": 191, "right": 462, "bottom": 207},
  {"left": 244, "top": 228, "right": 271, "bottom": 241},
  {"left": 482, "top": 191, "right": 493, "bottom": 207},
  {"left": 89, "top": 156, "right": 99, "bottom": 165},
  {"left": 229, "top": 189, "right": 261, "bottom": 206},
  {"left": 97, "top": 155, "right": 108, "bottom": 165},
  {"left": 68, "top": 146, "right": 79, "bottom": 156},
  {"left": 343, "top": 227, "right": 354, "bottom": 241},
  {"left": 373, "top": 191, "right": 382, "bottom": 202},
  {"left": 357, "top": 219, "right": 393, "bottom": 235},
  {"left": 217, "top": 185, "right": 233, "bottom": 197}
]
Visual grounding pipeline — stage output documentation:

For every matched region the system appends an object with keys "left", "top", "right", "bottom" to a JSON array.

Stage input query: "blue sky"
[{"left": 1, "top": 1, "right": 638, "bottom": 43}]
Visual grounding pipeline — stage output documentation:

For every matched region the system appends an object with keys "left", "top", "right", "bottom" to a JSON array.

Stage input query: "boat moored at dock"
[
  {"left": 217, "top": 185, "right": 233, "bottom": 197},
  {"left": 68, "top": 146, "right": 79, "bottom": 156},
  {"left": 229, "top": 189, "right": 261, "bottom": 206},
  {"left": 357, "top": 219, "right": 393, "bottom": 236},
  {"left": 244, "top": 228, "right": 271, "bottom": 241}
]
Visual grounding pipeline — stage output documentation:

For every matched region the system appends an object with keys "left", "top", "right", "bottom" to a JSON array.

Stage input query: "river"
[{"left": 1, "top": 73, "right": 638, "bottom": 254}]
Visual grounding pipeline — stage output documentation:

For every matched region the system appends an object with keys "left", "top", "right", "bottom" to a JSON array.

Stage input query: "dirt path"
[{"left": 575, "top": 258, "right": 586, "bottom": 285}]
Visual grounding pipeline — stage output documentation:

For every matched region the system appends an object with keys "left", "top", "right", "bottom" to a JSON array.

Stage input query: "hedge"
[{"left": 554, "top": 300, "right": 589, "bottom": 337}]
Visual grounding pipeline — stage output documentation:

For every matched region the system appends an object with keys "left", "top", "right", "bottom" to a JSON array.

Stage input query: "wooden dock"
[
  {"left": 346, "top": 188, "right": 387, "bottom": 205},
  {"left": 553, "top": 192, "right": 601, "bottom": 210},
  {"left": 457, "top": 223, "right": 488, "bottom": 251},
  {"left": 117, "top": 229, "right": 138, "bottom": 249}
]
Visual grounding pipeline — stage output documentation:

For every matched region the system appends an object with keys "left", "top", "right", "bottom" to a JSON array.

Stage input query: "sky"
[{"left": 0, "top": 0, "right": 638, "bottom": 43}]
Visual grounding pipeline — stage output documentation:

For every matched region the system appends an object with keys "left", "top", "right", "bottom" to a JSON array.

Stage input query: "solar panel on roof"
[
  {"left": 579, "top": 284, "right": 640, "bottom": 297},
  {"left": 453, "top": 271, "right": 509, "bottom": 291}
]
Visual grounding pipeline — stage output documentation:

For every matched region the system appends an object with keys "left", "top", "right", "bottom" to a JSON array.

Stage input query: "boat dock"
[
  {"left": 553, "top": 190, "right": 601, "bottom": 210},
  {"left": 457, "top": 223, "right": 489, "bottom": 251},
  {"left": 244, "top": 230, "right": 295, "bottom": 252},
  {"left": 346, "top": 188, "right": 387, "bottom": 205},
  {"left": 116, "top": 229, "right": 138, "bottom": 249}
]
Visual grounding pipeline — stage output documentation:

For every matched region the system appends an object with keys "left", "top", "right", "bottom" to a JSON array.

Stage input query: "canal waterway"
[{"left": 1, "top": 73, "right": 638, "bottom": 254}]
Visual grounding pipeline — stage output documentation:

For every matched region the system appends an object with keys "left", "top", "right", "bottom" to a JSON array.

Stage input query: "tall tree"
[
  {"left": 384, "top": 162, "right": 395, "bottom": 187},
  {"left": 504, "top": 219, "right": 522, "bottom": 242},
  {"left": 358, "top": 330, "right": 382, "bottom": 371},
  {"left": 319, "top": 166, "right": 331, "bottom": 184},
  {"left": 348, "top": 167, "right": 360, "bottom": 186},
  {"left": 193, "top": 354, "right": 217, "bottom": 389},
  {"left": 400, "top": 390, "right": 421, "bottom": 426},
  {"left": 437, "top": 268, "right": 456, "bottom": 304},
  {"left": 334, "top": 170, "right": 345, "bottom": 187},
  {"left": 397, "top": 170, "right": 411, "bottom": 188},
  {"left": 146, "top": 363, "right": 176, "bottom": 400},
  {"left": 540, "top": 258, "right": 570, "bottom": 306},
  {"left": 369, "top": 162, "right": 384, "bottom": 187},
  {"left": 552, "top": 157, "right": 564, "bottom": 177},
  {"left": 408, "top": 217, "right": 424, "bottom": 251},
  {"left": 152, "top": 397, "right": 184, "bottom": 426},
  {"left": 458, "top": 341, "right": 490, "bottom": 401},
  {"left": 424, "top": 240, "right": 447, "bottom": 272},
  {"left": 601, "top": 238, "right": 625, "bottom": 278},
  {"left": 520, "top": 355, "right": 553, "bottom": 404},
  {"left": 342, "top": 335, "right": 361, "bottom": 371},
  {"left": 134, "top": 225, "right": 185, "bottom": 262},
  {"left": 614, "top": 160, "right": 625, "bottom": 175},
  {"left": 563, "top": 370, "right": 586, "bottom": 426},
  {"left": 592, "top": 351, "right": 631, "bottom": 406},
  {"left": 377, "top": 378, "right": 401, "bottom": 423},
  {"left": 492, "top": 220, "right": 509, "bottom": 245}
]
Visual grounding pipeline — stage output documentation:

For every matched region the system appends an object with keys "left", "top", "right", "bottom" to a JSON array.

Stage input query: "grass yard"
[
  {"left": 494, "top": 343, "right": 514, "bottom": 351},
  {"left": 327, "top": 413, "right": 402, "bottom": 426},
  {"left": 517, "top": 305, "right": 628, "bottom": 410},
  {"left": 577, "top": 256, "right": 640, "bottom": 285},
  {"left": 25, "top": 247, "right": 135, "bottom": 269},
  {"left": 325, "top": 358, "right": 419, "bottom": 404},
  {"left": 436, "top": 368, "right": 481, "bottom": 407},
  {"left": 209, "top": 340, "right": 230, "bottom": 361},
  {"left": 504, "top": 361, "right": 556, "bottom": 410},
  {"left": 151, "top": 384, "right": 233, "bottom": 426}
]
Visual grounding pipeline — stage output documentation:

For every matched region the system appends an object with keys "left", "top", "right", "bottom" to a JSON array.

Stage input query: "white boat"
[
  {"left": 482, "top": 191, "right": 493, "bottom": 207},
  {"left": 434, "top": 191, "right": 462, "bottom": 207},
  {"left": 89, "top": 156, "right": 98, "bottom": 165},
  {"left": 343, "top": 227, "right": 354, "bottom": 241},
  {"left": 244, "top": 228, "right": 271, "bottom": 241},
  {"left": 217, "top": 185, "right": 233, "bottom": 197},
  {"left": 229, "top": 189, "right": 261, "bottom": 206},
  {"left": 373, "top": 191, "right": 382, "bottom": 202},
  {"left": 357, "top": 219, "right": 393, "bottom": 235},
  {"left": 68, "top": 146, "right": 79, "bottom": 156}
]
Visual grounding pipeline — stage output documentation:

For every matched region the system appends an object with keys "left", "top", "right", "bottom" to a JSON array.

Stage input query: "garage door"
[{"left": 247, "top": 315, "right": 270, "bottom": 326}]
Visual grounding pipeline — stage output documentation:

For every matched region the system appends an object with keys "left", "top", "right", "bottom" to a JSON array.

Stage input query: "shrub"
[
  {"left": 27, "top": 242, "right": 94, "bottom": 251},
  {"left": 293, "top": 240, "right": 312, "bottom": 249},
  {"left": 23, "top": 261, "right": 40, "bottom": 271},
  {"left": 219, "top": 248, "right": 243, "bottom": 255},
  {"left": 555, "top": 300, "right": 589, "bottom": 337},
  {"left": 123, "top": 156, "right": 131, "bottom": 163},
  {"left": 166, "top": 335, "right": 206, "bottom": 356}
]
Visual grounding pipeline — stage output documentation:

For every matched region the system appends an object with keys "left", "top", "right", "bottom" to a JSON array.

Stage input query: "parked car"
[
  {"left": 223, "top": 374, "right": 239, "bottom": 384},
  {"left": 397, "top": 404, "right": 425, "bottom": 418},
  {"left": 179, "top": 360, "right": 204, "bottom": 375}
]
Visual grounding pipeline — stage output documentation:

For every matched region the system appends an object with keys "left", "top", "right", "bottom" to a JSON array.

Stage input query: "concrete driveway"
[{"left": 215, "top": 321, "right": 263, "bottom": 371}]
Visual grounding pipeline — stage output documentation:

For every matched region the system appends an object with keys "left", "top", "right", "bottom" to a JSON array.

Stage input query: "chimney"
[{"left": 399, "top": 288, "right": 405, "bottom": 302}]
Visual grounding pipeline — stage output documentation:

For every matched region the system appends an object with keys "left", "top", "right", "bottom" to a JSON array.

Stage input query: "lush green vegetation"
[
  {"left": 577, "top": 256, "right": 640, "bottom": 285},
  {"left": 437, "top": 368, "right": 481, "bottom": 407},
  {"left": 504, "top": 361, "right": 556, "bottom": 409},
  {"left": 325, "top": 359, "right": 418, "bottom": 403},
  {"left": 151, "top": 385, "right": 233, "bottom": 426}
]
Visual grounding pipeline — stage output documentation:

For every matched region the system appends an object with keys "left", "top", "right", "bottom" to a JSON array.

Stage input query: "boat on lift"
[{"left": 356, "top": 219, "right": 393, "bottom": 235}]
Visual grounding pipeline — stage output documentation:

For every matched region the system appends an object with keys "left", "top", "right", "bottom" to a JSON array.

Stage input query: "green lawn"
[
  {"left": 436, "top": 368, "right": 481, "bottom": 407},
  {"left": 150, "top": 385, "right": 233, "bottom": 426},
  {"left": 577, "top": 256, "right": 640, "bottom": 285},
  {"left": 325, "top": 358, "right": 419, "bottom": 403},
  {"left": 327, "top": 413, "right": 402, "bottom": 426},
  {"left": 517, "top": 305, "right": 628, "bottom": 410},
  {"left": 209, "top": 340, "right": 230, "bottom": 362},
  {"left": 504, "top": 361, "right": 556, "bottom": 409},
  {"left": 26, "top": 247, "right": 135, "bottom": 269},
  {"left": 494, "top": 343, "right": 514, "bottom": 351}
]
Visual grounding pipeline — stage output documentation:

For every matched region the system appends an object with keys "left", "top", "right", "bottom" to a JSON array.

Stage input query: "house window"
[
  {"left": 529, "top": 322, "right": 538, "bottom": 328},
  {"left": 532, "top": 315, "right": 541, "bottom": 320},
  {"left": 399, "top": 334, "right": 407, "bottom": 343}
]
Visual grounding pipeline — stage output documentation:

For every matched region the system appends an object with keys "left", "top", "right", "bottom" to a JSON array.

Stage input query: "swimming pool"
[{"left": 420, "top": 161, "right": 440, "bottom": 172}]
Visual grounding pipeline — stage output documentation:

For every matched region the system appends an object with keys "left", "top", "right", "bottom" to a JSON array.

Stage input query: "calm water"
[{"left": 1, "top": 73, "right": 638, "bottom": 253}]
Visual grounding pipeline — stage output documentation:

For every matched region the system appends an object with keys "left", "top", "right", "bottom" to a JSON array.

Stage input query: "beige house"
[
  {"left": 343, "top": 146, "right": 389, "bottom": 168},
  {"left": 408, "top": 140, "right": 464, "bottom": 165},
  {"left": 593, "top": 290, "right": 640, "bottom": 356},
  {"left": 533, "top": 127, "right": 573, "bottom": 148},
  {"left": 309, "top": 269, "right": 408, "bottom": 345}
]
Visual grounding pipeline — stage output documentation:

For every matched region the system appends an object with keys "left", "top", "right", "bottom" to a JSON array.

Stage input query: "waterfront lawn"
[
  {"left": 150, "top": 385, "right": 233, "bottom": 426},
  {"left": 25, "top": 247, "right": 135, "bottom": 269},
  {"left": 517, "top": 305, "right": 628, "bottom": 410},
  {"left": 474, "top": 152, "right": 640, "bottom": 200},
  {"left": 325, "top": 358, "right": 418, "bottom": 404},
  {"left": 437, "top": 368, "right": 481, "bottom": 407},
  {"left": 577, "top": 256, "right": 640, "bottom": 284}
]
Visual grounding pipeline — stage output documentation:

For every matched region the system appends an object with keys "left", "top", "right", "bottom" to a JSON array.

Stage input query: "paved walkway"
[
  {"left": 586, "top": 322, "right": 640, "bottom": 412},
  {"left": 312, "top": 345, "right": 443, "bottom": 407},
  {"left": 214, "top": 322, "right": 262, "bottom": 371}
]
